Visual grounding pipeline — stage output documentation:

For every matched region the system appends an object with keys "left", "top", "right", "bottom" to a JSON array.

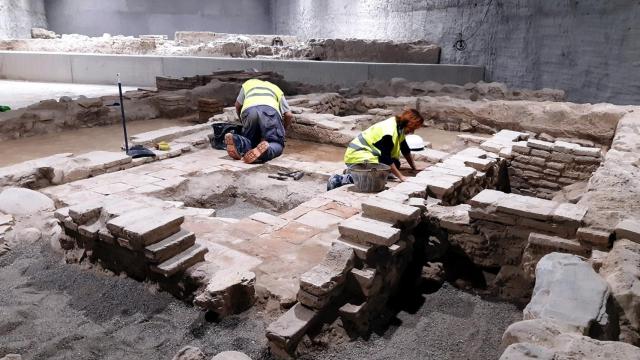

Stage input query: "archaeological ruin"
[{"left": 1, "top": 1, "right": 640, "bottom": 360}]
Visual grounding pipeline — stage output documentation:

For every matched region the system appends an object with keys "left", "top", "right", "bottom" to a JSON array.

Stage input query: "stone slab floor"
[{"left": 41, "top": 145, "right": 370, "bottom": 305}]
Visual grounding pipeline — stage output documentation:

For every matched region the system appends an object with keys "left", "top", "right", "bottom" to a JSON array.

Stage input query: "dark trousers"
[{"left": 233, "top": 105, "right": 285, "bottom": 162}]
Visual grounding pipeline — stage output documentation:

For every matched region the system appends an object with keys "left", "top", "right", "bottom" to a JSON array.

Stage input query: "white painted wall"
[{"left": 0, "top": 0, "right": 47, "bottom": 39}]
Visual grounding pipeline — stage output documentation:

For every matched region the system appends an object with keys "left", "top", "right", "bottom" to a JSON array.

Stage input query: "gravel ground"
[
  {"left": 301, "top": 283, "right": 522, "bottom": 360},
  {"left": 0, "top": 243, "right": 521, "bottom": 360},
  {"left": 0, "top": 243, "right": 271, "bottom": 360}
]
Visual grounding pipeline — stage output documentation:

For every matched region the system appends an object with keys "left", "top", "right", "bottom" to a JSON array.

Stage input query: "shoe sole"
[
  {"left": 242, "top": 141, "right": 269, "bottom": 164},
  {"left": 224, "top": 133, "right": 241, "bottom": 160}
]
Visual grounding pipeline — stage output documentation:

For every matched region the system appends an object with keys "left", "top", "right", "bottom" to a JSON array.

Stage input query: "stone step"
[
  {"left": 68, "top": 201, "right": 103, "bottom": 225},
  {"left": 615, "top": 218, "right": 640, "bottom": 244},
  {"left": 338, "top": 215, "right": 400, "bottom": 246},
  {"left": 266, "top": 302, "right": 318, "bottom": 356},
  {"left": 144, "top": 229, "right": 196, "bottom": 263},
  {"left": 150, "top": 243, "right": 208, "bottom": 277},
  {"left": 107, "top": 208, "right": 184, "bottom": 248},
  {"left": 361, "top": 197, "right": 420, "bottom": 225},
  {"left": 409, "top": 172, "right": 461, "bottom": 197}
]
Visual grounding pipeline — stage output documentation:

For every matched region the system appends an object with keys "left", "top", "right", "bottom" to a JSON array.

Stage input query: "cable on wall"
[{"left": 454, "top": 0, "right": 494, "bottom": 51}]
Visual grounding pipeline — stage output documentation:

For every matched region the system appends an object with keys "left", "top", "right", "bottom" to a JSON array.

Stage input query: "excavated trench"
[
  {"left": 169, "top": 164, "right": 330, "bottom": 218},
  {"left": 0, "top": 83, "right": 617, "bottom": 359}
]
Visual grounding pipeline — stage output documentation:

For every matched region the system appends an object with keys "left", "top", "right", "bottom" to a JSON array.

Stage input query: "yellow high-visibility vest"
[
  {"left": 240, "top": 79, "right": 284, "bottom": 115},
  {"left": 344, "top": 117, "right": 405, "bottom": 164}
]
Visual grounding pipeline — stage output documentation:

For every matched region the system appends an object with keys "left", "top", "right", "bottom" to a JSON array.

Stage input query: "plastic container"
[{"left": 349, "top": 163, "right": 390, "bottom": 193}]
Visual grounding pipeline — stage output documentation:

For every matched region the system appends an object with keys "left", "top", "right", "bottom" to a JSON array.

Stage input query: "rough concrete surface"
[
  {"left": 45, "top": 0, "right": 272, "bottom": 38},
  {"left": 273, "top": 0, "right": 640, "bottom": 105},
  {"left": 0, "top": 0, "right": 47, "bottom": 39}
]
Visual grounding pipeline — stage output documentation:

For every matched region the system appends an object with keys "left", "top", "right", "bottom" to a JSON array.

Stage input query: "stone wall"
[
  {"left": 577, "top": 111, "right": 640, "bottom": 248},
  {"left": 416, "top": 97, "right": 629, "bottom": 146},
  {"left": 0, "top": 0, "right": 47, "bottom": 39},
  {"left": 0, "top": 79, "right": 240, "bottom": 141},
  {"left": 508, "top": 139, "right": 603, "bottom": 200},
  {"left": 272, "top": 0, "right": 640, "bottom": 105},
  {"left": 431, "top": 189, "right": 590, "bottom": 300},
  {"left": 348, "top": 95, "right": 629, "bottom": 146}
]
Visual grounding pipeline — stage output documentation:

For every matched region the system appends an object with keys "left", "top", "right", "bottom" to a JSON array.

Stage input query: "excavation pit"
[
  {"left": 1, "top": 79, "right": 639, "bottom": 360},
  {"left": 165, "top": 164, "right": 330, "bottom": 217}
]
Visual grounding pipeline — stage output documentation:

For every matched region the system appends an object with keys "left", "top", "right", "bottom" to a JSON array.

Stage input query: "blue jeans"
[{"left": 234, "top": 105, "right": 285, "bottom": 162}]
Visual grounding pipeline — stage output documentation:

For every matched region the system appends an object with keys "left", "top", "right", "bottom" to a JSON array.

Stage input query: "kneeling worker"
[
  {"left": 330, "top": 109, "right": 424, "bottom": 189},
  {"left": 225, "top": 79, "right": 294, "bottom": 163}
]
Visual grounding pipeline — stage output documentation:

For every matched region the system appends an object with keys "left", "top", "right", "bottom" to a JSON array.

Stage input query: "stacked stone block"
[
  {"left": 479, "top": 129, "right": 530, "bottom": 155},
  {"left": 287, "top": 112, "right": 362, "bottom": 147},
  {"left": 156, "top": 70, "right": 283, "bottom": 91},
  {"left": 156, "top": 76, "right": 202, "bottom": 91},
  {"left": 287, "top": 93, "right": 347, "bottom": 115},
  {"left": 266, "top": 195, "right": 421, "bottom": 359},
  {"left": 406, "top": 146, "right": 508, "bottom": 205},
  {"left": 155, "top": 94, "right": 189, "bottom": 118},
  {"left": 508, "top": 139, "right": 603, "bottom": 199},
  {"left": 197, "top": 98, "right": 224, "bottom": 123},
  {"left": 55, "top": 204, "right": 208, "bottom": 289},
  {"left": 425, "top": 189, "right": 590, "bottom": 301}
]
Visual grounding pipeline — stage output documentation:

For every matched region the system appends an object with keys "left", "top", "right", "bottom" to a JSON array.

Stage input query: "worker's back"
[{"left": 240, "top": 79, "right": 284, "bottom": 115}]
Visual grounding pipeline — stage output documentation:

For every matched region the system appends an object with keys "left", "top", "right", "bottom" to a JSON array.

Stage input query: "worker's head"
[{"left": 395, "top": 109, "right": 424, "bottom": 134}]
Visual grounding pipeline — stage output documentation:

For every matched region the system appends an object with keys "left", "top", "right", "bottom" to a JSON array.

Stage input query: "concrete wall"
[
  {"left": 0, "top": 0, "right": 47, "bottom": 39},
  {"left": 0, "top": 51, "right": 483, "bottom": 87},
  {"left": 272, "top": 0, "right": 640, "bottom": 105},
  {"left": 44, "top": 0, "right": 273, "bottom": 38}
]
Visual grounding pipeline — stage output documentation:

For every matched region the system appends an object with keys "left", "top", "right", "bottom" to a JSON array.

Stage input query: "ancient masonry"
[
  {"left": 1, "top": 75, "right": 640, "bottom": 359},
  {"left": 0, "top": 31, "right": 441, "bottom": 64}
]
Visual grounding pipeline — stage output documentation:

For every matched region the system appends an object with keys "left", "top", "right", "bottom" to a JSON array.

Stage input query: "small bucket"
[{"left": 349, "top": 163, "right": 390, "bottom": 193}]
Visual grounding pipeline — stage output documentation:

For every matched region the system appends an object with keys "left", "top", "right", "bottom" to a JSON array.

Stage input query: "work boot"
[
  {"left": 242, "top": 141, "right": 269, "bottom": 164},
  {"left": 224, "top": 133, "right": 241, "bottom": 160},
  {"left": 327, "top": 174, "right": 343, "bottom": 191}
]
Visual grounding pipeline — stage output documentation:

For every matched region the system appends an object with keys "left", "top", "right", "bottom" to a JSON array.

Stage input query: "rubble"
[
  {"left": 0, "top": 32, "right": 441, "bottom": 64},
  {"left": 194, "top": 269, "right": 256, "bottom": 318},
  {"left": 30, "top": 27, "right": 57, "bottom": 39}
]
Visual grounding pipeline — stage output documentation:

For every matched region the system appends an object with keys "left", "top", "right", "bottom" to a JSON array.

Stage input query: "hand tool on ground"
[
  {"left": 268, "top": 174, "right": 288, "bottom": 180},
  {"left": 277, "top": 170, "right": 305, "bottom": 180}
]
